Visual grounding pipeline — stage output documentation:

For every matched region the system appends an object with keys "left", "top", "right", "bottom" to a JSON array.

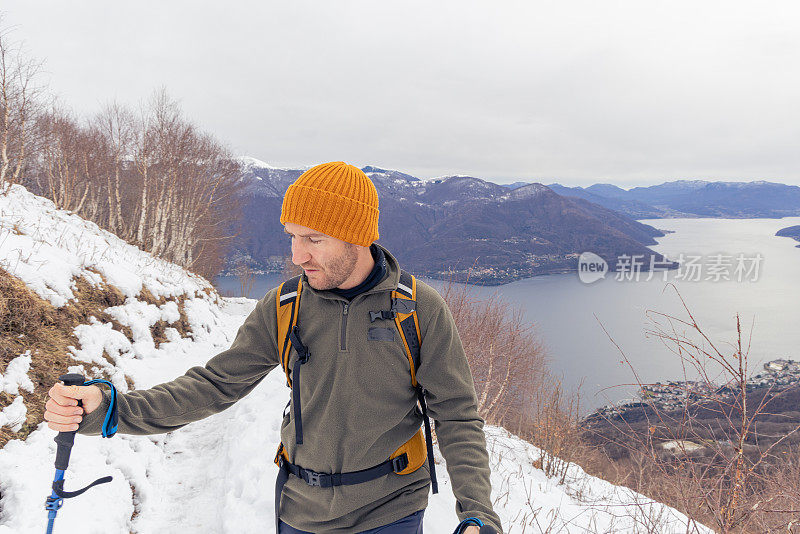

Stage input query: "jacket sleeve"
[
  {"left": 78, "top": 289, "right": 281, "bottom": 436},
  {"left": 415, "top": 286, "right": 504, "bottom": 534}
]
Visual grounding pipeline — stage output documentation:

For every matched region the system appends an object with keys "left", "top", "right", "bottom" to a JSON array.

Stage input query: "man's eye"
[{"left": 309, "top": 239, "right": 321, "bottom": 244}]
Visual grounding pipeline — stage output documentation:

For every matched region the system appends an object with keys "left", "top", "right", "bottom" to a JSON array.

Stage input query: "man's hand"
[{"left": 44, "top": 382, "right": 102, "bottom": 432}]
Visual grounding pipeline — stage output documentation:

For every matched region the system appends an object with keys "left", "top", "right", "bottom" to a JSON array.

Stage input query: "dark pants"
[{"left": 278, "top": 509, "right": 425, "bottom": 534}]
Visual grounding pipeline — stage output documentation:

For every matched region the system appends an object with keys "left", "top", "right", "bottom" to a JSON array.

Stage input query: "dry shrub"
[
  {"left": 439, "top": 277, "right": 588, "bottom": 482},
  {"left": 238, "top": 264, "right": 256, "bottom": 299},
  {"left": 0, "top": 267, "right": 192, "bottom": 448},
  {"left": 138, "top": 286, "right": 167, "bottom": 305},
  {"left": 440, "top": 279, "right": 545, "bottom": 425},
  {"left": 582, "top": 284, "right": 800, "bottom": 533},
  {"left": 1, "top": 267, "right": 87, "bottom": 447}
]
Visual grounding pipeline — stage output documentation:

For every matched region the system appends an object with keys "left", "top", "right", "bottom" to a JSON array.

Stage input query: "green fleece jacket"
[{"left": 78, "top": 244, "right": 503, "bottom": 533}]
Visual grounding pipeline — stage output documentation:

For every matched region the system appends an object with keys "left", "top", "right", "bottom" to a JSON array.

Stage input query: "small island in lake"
[{"left": 776, "top": 225, "right": 800, "bottom": 247}]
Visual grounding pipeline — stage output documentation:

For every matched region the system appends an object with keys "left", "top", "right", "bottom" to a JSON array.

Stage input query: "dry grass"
[{"left": 0, "top": 267, "right": 193, "bottom": 448}]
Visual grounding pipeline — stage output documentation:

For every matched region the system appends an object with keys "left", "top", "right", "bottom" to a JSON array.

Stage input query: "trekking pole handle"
[{"left": 54, "top": 373, "right": 86, "bottom": 470}]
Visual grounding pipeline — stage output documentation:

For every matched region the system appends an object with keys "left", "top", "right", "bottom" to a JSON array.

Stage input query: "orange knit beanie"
[{"left": 280, "top": 161, "right": 380, "bottom": 247}]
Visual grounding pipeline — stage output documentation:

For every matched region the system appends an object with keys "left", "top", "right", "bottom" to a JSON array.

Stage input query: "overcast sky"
[{"left": 3, "top": 1, "right": 799, "bottom": 187}]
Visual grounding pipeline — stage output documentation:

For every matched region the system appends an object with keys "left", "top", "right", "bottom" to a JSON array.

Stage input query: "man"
[{"left": 45, "top": 162, "right": 503, "bottom": 533}]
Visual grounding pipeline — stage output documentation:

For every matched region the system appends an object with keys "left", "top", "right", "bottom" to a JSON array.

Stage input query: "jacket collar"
[{"left": 301, "top": 242, "right": 401, "bottom": 302}]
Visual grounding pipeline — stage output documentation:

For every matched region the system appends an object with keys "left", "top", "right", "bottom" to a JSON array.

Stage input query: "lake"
[{"left": 214, "top": 217, "right": 800, "bottom": 413}]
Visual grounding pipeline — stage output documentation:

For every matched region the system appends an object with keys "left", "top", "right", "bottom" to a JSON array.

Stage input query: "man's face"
[{"left": 284, "top": 222, "right": 359, "bottom": 290}]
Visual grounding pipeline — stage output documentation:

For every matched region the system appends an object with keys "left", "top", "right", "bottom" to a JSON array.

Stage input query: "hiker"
[{"left": 44, "top": 161, "right": 503, "bottom": 533}]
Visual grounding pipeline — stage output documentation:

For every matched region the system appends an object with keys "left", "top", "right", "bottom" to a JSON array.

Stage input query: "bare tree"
[
  {"left": 0, "top": 20, "right": 44, "bottom": 191},
  {"left": 35, "top": 101, "right": 115, "bottom": 220},
  {"left": 93, "top": 102, "right": 134, "bottom": 235},
  {"left": 25, "top": 83, "right": 245, "bottom": 278},
  {"left": 133, "top": 90, "right": 243, "bottom": 276}
]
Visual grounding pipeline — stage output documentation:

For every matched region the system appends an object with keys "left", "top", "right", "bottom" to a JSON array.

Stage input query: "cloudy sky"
[{"left": 3, "top": 1, "right": 799, "bottom": 187}]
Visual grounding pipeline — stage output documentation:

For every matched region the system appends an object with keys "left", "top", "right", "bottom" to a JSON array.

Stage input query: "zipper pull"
[{"left": 342, "top": 302, "right": 349, "bottom": 315}]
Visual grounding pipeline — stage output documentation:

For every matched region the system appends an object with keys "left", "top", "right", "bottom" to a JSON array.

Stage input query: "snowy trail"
[
  {"left": 140, "top": 415, "right": 231, "bottom": 531},
  {"left": 137, "top": 372, "right": 288, "bottom": 533},
  {"left": 126, "top": 297, "right": 286, "bottom": 533}
]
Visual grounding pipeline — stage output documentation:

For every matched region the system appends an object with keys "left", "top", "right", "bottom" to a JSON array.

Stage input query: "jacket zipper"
[{"left": 340, "top": 302, "right": 349, "bottom": 351}]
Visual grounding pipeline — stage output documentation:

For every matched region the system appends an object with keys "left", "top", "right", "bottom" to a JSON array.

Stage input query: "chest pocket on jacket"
[{"left": 367, "top": 327, "right": 396, "bottom": 342}]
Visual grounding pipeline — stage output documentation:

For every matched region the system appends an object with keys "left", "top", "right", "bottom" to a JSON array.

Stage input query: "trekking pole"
[
  {"left": 44, "top": 373, "right": 118, "bottom": 534},
  {"left": 452, "top": 517, "right": 498, "bottom": 534}
]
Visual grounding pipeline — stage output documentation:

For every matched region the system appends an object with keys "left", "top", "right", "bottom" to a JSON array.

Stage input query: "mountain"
[
  {"left": 230, "top": 161, "right": 675, "bottom": 284},
  {"left": 377, "top": 184, "right": 675, "bottom": 284},
  {"left": 547, "top": 183, "right": 672, "bottom": 219},
  {"left": 362, "top": 166, "right": 426, "bottom": 199},
  {"left": 419, "top": 175, "right": 508, "bottom": 205},
  {"left": 584, "top": 183, "right": 630, "bottom": 199},
  {"left": 500, "top": 181, "right": 531, "bottom": 189},
  {"left": 628, "top": 180, "right": 800, "bottom": 217},
  {"left": 548, "top": 179, "right": 800, "bottom": 219},
  {"left": 237, "top": 156, "right": 305, "bottom": 198}
]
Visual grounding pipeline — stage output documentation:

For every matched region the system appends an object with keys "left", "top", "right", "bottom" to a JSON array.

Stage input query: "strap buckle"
[
  {"left": 44, "top": 496, "right": 63, "bottom": 511},
  {"left": 391, "top": 454, "right": 409, "bottom": 473},
  {"left": 370, "top": 310, "right": 395, "bottom": 322},
  {"left": 370, "top": 298, "right": 417, "bottom": 323},
  {"left": 305, "top": 470, "right": 323, "bottom": 487},
  {"left": 391, "top": 298, "right": 416, "bottom": 314}
]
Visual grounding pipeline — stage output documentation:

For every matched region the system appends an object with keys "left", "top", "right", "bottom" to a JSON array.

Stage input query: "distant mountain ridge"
[
  {"left": 547, "top": 179, "right": 800, "bottom": 219},
  {"left": 230, "top": 160, "right": 677, "bottom": 284}
]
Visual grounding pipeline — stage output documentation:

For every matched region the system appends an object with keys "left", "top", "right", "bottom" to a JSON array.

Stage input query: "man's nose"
[{"left": 291, "top": 240, "right": 311, "bottom": 266}]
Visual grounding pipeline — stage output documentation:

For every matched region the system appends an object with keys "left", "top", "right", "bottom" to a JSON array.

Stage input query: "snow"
[
  {"left": 0, "top": 396, "right": 27, "bottom": 432},
  {"left": 502, "top": 183, "right": 549, "bottom": 201},
  {"left": 0, "top": 185, "right": 711, "bottom": 533},
  {"left": 236, "top": 156, "right": 307, "bottom": 172},
  {"left": 427, "top": 174, "right": 471, "bottom": 181},
  {"left": 236, "top": 155, "right": 282, "bottom": 170},
  {"left": 662, "top": 440, "right": 703, "bottom": 452},
  {"left": 69, "top": 318, "right": 135, "bottom": 392},
  {"left": 1, "top": 352, "right": 34, "bottom": 395}
]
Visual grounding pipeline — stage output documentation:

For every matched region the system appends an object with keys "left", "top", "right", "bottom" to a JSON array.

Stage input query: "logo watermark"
[
  {"left": 577, "top": 252, "right": 608, "bottom": 284},
  {"left": 577, "top": 252, "right": 763, "bottom": 283}
]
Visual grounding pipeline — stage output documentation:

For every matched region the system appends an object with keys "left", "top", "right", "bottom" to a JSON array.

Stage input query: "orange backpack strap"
[
  {"left": 276, "top": 275, "right": 303, "bottom": 387},
  {"left": 391, "top": 270, "right": 422, "bottom": 385},
  {"left": 391, "top": 270, "right": 438, "bottom": 493}
]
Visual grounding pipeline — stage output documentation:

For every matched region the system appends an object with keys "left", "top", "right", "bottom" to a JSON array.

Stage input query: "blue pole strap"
[
  {"left": 83, "top": 379, "right": 118, "bottom": 438},
  {"left": 452, "top": 517, "right": 485, "bottom": 534}
]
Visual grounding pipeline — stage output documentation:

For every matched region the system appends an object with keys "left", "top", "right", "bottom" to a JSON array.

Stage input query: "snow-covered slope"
[
  {"left": 0, "top": 184, "right": 213, "bottom": 307},
  {"left": 0, "top": 185, "right": 710, "bottom": 533}
]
